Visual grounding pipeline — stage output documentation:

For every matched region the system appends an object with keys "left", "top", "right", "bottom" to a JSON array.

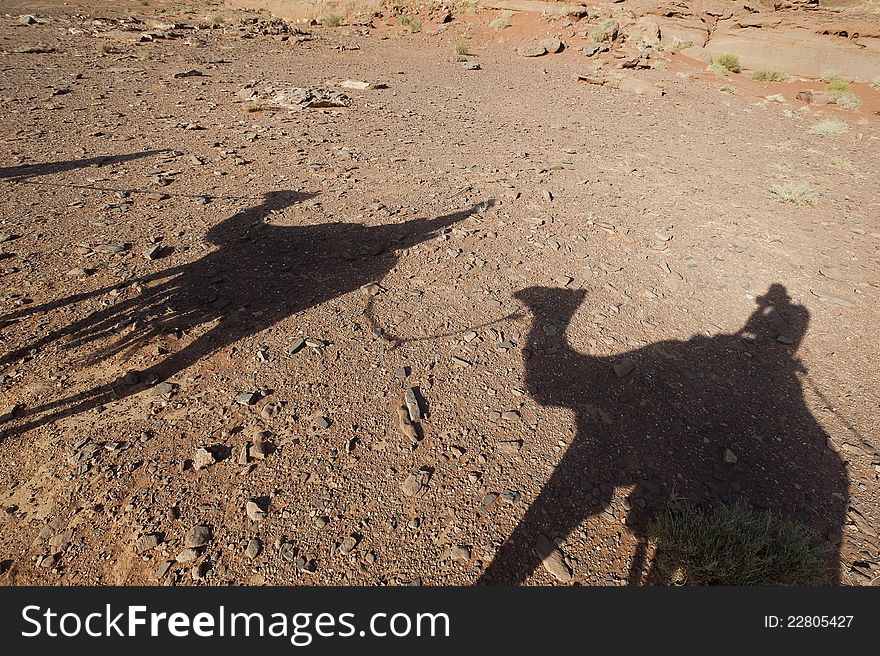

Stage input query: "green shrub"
[
  {"left": 810, "top": 119, "right": 848, "bottom": 136},
  {"left": 715, "top": 52, "right": 741, "bottom": 73},
  {"left": 453, "top": 41, "right": 468, "bottom": 56},
  {"left": 489, "top": 12, "right": 512, "bottom": 29},
  {"left": 751, "top": 69, "right": 790, "bottom": 82},
  {"left": 648, "top": 501, "right": 829, "bottom": 585},
  {"left": 320, "top": 13, "right": 342, "bottom": 28},
  {"left": 398, "top": 15, "right": 422, "bottom": 32}
]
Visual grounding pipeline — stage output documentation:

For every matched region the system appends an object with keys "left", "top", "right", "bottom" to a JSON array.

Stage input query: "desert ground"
[{"left": 0, "top": 0, "right": 878, "bottom": 585}]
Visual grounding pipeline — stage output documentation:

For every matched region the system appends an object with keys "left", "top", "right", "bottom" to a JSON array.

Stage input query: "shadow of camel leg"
[{"left": 0, "top": 324, "right": 228, "bottom": 441}]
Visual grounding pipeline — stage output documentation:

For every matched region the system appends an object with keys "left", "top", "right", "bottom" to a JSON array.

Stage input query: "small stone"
[
  {"left": 184, "top": 524, "right": 211, "bottom": 548},
  {"left": 288, "top": 338, "right": 306, "bottom": 355},
  {"left": 613, "top": 358, "right": 634, "bottom": 378},
  {"left": 339, "top": 534, "right": 360, "bottom": 555},
  {"left": 154, "top": 561, "right": 173, "bottom": 579},
  {"left": 246, "top": 500, "right": 266, "bottom": 521},
  {"left": 193, "top": 447, "right": 216, "bottom": 470},
  {"left": 280, "top": 542, "right": 297, "bottom": 562},
  {"left": 0, "top": 404, "right": 22, "bottom": 424},
  {"left": 250, "top": 439, "right": 269, "bottom": 460},
  {"left": 398, "top": 406, "right": 418, "bottom": 442},
  {"left": 497, "top": 440, "right": 523, "bottom": 455},
  {"left": 360, "top": 282, "right": 382, "bottom": 296},
  {"left": 315, "top": 416, "right": 331, "bottom": 430},
  {"left": 395, "top": 366, "right": 410, "bottom": 378},
  {"left": 723, "top": 448, "right": 738, "bottom": 464},
  {"left": 175, "top": 548, "right": 199, "bottom": 563},
  {"left": 245, "top": 538, "right": 262, "bottom": 559},
  {"left": 464, "top": 61, "right": 481, "bottom": 70},
  {"left": 135, "top": 532, "right": 162, "bottom": 554},
  {"left": 18, "top": 15, "right": 38, "bottom": 25},
  {"left": 535, "top": 534, "right": 572, "bottom": 582},
  {"left": 191, "top": 561, "right": 209, "bottom": 581},
  {"left": 776, "top": 335, "right": 794, "bottom": 345},
  {"left": 143, "top": 245, "right": 162, "bottom": 260},
  {"left": 402, "top": 468, "right": 431, "bottom": 497},
  {"left": 404, "top": 387, "right": 422, "bottom": 421},
  {"left": 235, "top": 391, "right": 260, "bottom": 405},
  {"left": 450, "top": 545, "right": 471, "bottom": 562},
  {"left": 261, "top": 401, "right": 282, "bottom": 419}
]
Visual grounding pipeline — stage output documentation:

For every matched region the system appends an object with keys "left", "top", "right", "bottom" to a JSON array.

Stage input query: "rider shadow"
[
  {"left": 479, "top": 284, "right": 849, "bottom": 585},
  {"left": 1, "top": 191, "right": 486, "bottom": 438}
]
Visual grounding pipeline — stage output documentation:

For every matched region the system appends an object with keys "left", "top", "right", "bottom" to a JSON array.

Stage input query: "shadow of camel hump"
[
  {"left": 479, "top": 283, "right": 848, "bottom": 585},
  {"left": 1, "top": 191, "right": 488, "bottom": 439}
]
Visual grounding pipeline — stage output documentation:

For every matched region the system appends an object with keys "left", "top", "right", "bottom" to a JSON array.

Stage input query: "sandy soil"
[{"left": 0, "top": 1, "right": 878, "bottom": 586}]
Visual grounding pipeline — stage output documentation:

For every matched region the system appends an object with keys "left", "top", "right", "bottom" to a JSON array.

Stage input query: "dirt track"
[{"left": 0, "top": 1, "right": 878, "bottom": 585}]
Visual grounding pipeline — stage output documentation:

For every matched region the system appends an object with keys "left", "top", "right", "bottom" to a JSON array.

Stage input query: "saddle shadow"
[
  {"left": 1, "top": 191, "right": 487, "bottom": 438},
  {"left": 479, "top": 284, "right": 849, "bottom": 585}
]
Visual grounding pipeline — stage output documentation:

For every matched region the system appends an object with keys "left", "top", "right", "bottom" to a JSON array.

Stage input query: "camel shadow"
[
  {"left": 479, "top": 284, "right": 849, "bottom": 585},
  {"left": 0, "top": 150, "right": 170, "bottom": 181},
  {"left": 1, "top": 191, "right": 487, "bottom": 438}
]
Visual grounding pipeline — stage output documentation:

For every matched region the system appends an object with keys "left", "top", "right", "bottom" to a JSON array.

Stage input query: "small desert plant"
[
  {"left": 320, "top": 13, "right": 342, "bottom": 28},
  {"left": 707, "top": 63, "right": 728, "bottom": 76},
  {"left": 751, "top": 69, "right": 790, "bottom": 82},
  {"left": 769, "top": 182, "right": 813, "bottom": 206},
  {"left": 714, "top": 52, "right": 741, "bottom": 73},
  {"left": 833, "top": 92, "right": 862, "bottom": 110},
  {"left": 820, "top": 71, "right": 847, "bottom": 86},
  {"left": 489, "top": 11, "right": 512, "bottom": 29},
  {"left": 96, "top": 42, "right": 113, "bottom": 54},
  {"left": 648, "top": 501, "right": 829, "bottom": 585},
  {"left": 453, "top": 41, "right": 468, "bottom": 56},
  {"left": 210, "top": 13, "right": 223, "bottom": 26},
  {"left": 810, "top": 119, "right": 848, "bottom": 136},
  {"left": 398, "top": 15, "right": 422, "bottom": 33}
]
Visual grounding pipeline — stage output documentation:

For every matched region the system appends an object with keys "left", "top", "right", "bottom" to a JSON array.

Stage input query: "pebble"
[
  {"left": 404, "top": 387, "right": 422, "bottom": 421},
  {"left": 184, "top": 524, "right": 211, "bottom": 548},
  {"left": 360, "top": 282, "right": 382, "bottom": 296},
  {"left": 402, "top": 468, "right": 431, "bottom": 497},
  {"left": 497, "top": 440, "right": 523, "bottom": 455},
  {"left": 135, "top": 533, "right": 162, "bottom": 554},
  {"left": 193, "top": 447, "right": 216, "bottom": 470},
  {"left": 280, "top": 541, "right": 297, "bottom": 562},
  {"left": 315, "top": 416, "right": 331, "bottom": 430},
  {"left": 235, "top": 391, "right": 260, "bottom": 406},
  {"left": 534, "top": 534, "right": 572, "bottom": 582},
  {"left": 723, "top": 448, "right": 738, "bottom": 464},
  {"left": 245, "top": 538, "right": 262, "bottom": 559},
  {"left": 288, "top": 338, "right": 306, "bottom": 355},
  {"left": 450, "top": 545, "right": 471, "bottom": 561},
  {"left": 613, "top": 358, "right": 634, "bottom": 378},
  {"left": 175, "top": 548, "right": 199, "bottom": 563},
  {"left": 339, "top": 534, "right": 360, "bottom": 555},
  {"left": 246, "top": 500, "right": 267, "bottom": 521}
]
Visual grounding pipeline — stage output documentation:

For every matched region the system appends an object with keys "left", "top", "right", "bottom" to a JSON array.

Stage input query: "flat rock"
[
  {"left": 539, "top": 37, "right": 563, "bottom": 54},
  {"left": 534, "top": 534, "right": 572, "bottom": 582},
  {"left": 246, "top": 500, "right": 266, "bottom": 521},
  {"left": 517, "top": 43, "right": 547, "bottom": 58},
  {"left": 245, "top": 537, "right": 262, "bottom": 559}
]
